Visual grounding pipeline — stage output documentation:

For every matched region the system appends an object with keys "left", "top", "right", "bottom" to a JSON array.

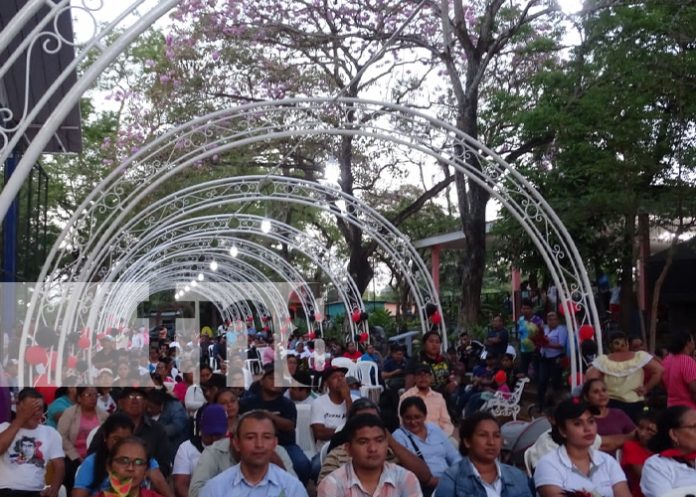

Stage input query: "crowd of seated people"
[{"left": 4, "top": 316, "right": 696, "bottom": 497}]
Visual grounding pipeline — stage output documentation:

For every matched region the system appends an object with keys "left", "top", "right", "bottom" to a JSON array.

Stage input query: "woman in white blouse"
[
  {"left": 641, "top": 405, "right": 696, "bottom": 497},
  {"left": 534, "top": 399, "right": 631, "bottom": 497}
]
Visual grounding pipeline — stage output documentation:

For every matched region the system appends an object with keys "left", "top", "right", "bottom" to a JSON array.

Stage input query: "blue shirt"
[
  {"left": 382, "top": 357, "right": 407, "bottom": 375},
  {"left": 74, "top": 453, "right": 159, "bottom": 492},
  {"left": 392, "top": 423, "right": 462, "bottom": 477},
  {"left": 540, "top": 324, "right": 568, "bottom": 359},
  {"left": 199, "top": 462, "right": 308, "bottom": 497},
  {"left": 45, "top": 395, "right": 74, "bottom": 428},
  {"left": 436, "top": 457, "right": 532, "bottom": 497}
]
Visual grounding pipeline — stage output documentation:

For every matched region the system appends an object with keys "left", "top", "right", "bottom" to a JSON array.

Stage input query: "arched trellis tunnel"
[{"left": 0, "top": 2, "right": 601, "bottom": 388}]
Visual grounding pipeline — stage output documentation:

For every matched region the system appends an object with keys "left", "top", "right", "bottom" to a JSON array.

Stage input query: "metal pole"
[{"left": 2, "top": 150, "right": 18, "bottom": 339}]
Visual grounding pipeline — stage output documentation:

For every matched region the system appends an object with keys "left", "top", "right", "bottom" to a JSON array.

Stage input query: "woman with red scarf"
[{"left": 641, "top": 406, "right": 696, "bottom": 497}]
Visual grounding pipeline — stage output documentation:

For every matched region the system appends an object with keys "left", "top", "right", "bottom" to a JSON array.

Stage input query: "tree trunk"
[
  {"left": 455, "top": 75, "right": 489, "bottom": 328},
  {"left": 649, "top": 232, "right": 680, "bottom": 353},
  {"left": 619, "top": 212, "right": 637, "bottom": 335}
]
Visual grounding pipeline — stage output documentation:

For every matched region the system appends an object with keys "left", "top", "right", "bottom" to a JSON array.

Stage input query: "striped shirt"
[{"left": 663, "top": 353, "right": 696, "bottom": 409}]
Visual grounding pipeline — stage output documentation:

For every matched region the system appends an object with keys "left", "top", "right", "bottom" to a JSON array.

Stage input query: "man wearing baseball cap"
[{"left": 309, "top": 366, "right": 351, "bottom": 480}]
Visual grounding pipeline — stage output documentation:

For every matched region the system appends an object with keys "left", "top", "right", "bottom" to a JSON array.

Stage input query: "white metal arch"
[
  {"left": 37, "top": 177, "right": 441, "bottom": 342},
  {"left": 57, "top": 212, "right": 367, "bottom": 347},
  {"left": 105, "top": 243, "right": 314, "bottom": 336},
  {"left": 106, "top": 254, "right": 291, "bottom": 330},
  {"left": 2, "top": 4, "right": 599, "bottom": 390},
  {"left": 109, "top": 233, "right": 349, "bottom": 332}
]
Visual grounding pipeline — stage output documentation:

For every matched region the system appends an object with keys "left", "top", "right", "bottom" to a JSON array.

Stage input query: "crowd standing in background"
[{"left": 1, "top": 304, "right": 696, "bottom": 497}]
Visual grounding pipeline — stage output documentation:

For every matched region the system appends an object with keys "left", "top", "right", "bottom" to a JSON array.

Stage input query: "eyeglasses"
[{"left": 113, "top": 456, "right": 147, "bottom": 468}]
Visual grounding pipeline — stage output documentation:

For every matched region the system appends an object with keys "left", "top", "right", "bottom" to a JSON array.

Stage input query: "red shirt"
[
  {"left": 621, "top": 439, "right": 652, "bottom": 497},
  {"left": 663, "top": 353, "right": 696, "bottom": 409},
  {"left": 342, "top": 351, "right": 362, "bottom": 362}
]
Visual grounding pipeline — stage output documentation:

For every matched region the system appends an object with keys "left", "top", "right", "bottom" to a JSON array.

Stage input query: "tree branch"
[{"left": 388, "top": 172, "right": 454, "bottom": 227}]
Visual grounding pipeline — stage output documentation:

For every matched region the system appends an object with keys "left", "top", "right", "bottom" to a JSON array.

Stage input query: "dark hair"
[
  {"left": 106, "top": 436, "right": 148, "bottom": 468},
  {"left": 146, "top": 388, "right": 170, "bottom": 406},
  {"left": 205, "top": 373, "right": 228, "bottom": 389},
  {"left": 17, "top": 387, "right": 44, "bottom": 403},
  {"left": 520, "top": 299, "right": 533, "bottom": 308},
  {"left": 399, "top": 396, "right": 427, "bottom": 418},
  {"left": 637, "top": 409, "right": 660, "bottom": 426},
  {"left": 503, "top": 353, "right": 515, "bottom": 361},
  {"left": 54, "top": 387, "right": 69, "bottom": 399},
  {"left": 345, "top": 413, "right": 386, "bottom": 442},
  {"left": 609, "top": 331, "right": 627, "bottom": 344},
  {"left": 291, "top": 372, "right": 312, "bottom": 388},
  {"left": 348, "top": 398, "right": 379, "bottom": 418},
  {"left": 581, "top": 339, "right": 598, "bottom": 355},
  {"left": 235, "top": 410, "right": 277, "bottom": 438},
  {"left": 668, "top": 332, "right": 694, "bottom": 355},
  {"left": 77, "top": 387, "right": 97, "bottom": 398},
  {"left": 214, "top": 388, "right": 237, "bottom": 403},
  {"left": 390, "top": 343, "right": 403, "bottom": 353},
  {"left": 91, "top": 413, "right": 136, "bottom": 490},
  {"left": 422, "top": 331, "right": 442, "bottom": 344},
  {"left": 580, "top": 378, "right": 605, "bottom": 404},
  {"left": 648, "top": 406, "right": 691, "bottom": 453},
  {"left": 200, "top": 364, "right": 213, "bottom": 373},
  {"left": 459, "top": 411, "right": 499, "bottom": 456},
  {"left": 551, "top": 399, "right": 599, "bottom": 445}
]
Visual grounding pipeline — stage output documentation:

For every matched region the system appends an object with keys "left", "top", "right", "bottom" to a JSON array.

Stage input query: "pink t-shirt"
[
  {"left": 663, "top": 353, "right": 696, "bottom": 409},
  {"left": 262, "top": 346, "right": 275, "bottom": 365},
  {"left": 75, "top": 413, "right": 101, "bottom": 459}
]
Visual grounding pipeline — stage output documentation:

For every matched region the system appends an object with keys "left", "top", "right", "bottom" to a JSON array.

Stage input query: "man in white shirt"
[
  {"left": 0, "top": 388, "right": 65, "bottom": 497},
  {"left": 310, "top": 367, "right": 352, "bottom": 479}
]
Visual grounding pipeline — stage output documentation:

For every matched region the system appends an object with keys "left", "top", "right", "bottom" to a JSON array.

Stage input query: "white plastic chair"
[
  {"left": 242, "top": 367, "right": 253, "bottom": 389},
  {"left": 331, "top": 357, "right": 356, "bottom": 370},
  {"left": 355, "top": 361, "right": 380, "bottom": 388},
  {"left": 208, "top": 344, "right": 216, "bottom": 368},
  {"left": 295, "top": 404, "right": 316, "bottom": 458},
  {"left": 245, "top": 358, "right": 262, "bottom": 375},
  {"left": 355, "top": 361, "right": 383, "bottom": 399}
]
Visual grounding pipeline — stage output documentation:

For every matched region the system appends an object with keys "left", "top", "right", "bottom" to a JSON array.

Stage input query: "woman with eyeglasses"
[
  {"left": 393, "top": 396, "right": 461, "bottom": 492},
  {"left": 97, "top": 436, "right": 163, "bottom": 497},
  {"left": 58, "top": 387, "right": 108, "bottom": 491},
  {"left": 586, "top": 331, "right": 663, "bottom": 422},
  {"left": 72, "top": 413, "right": 172, "bottom": 497},
  {"left": 534, "top": 399, "right": 631, "bottom": 497},
  {"left": 640, "top": 406, "right": 696, "bottom": 497}
]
